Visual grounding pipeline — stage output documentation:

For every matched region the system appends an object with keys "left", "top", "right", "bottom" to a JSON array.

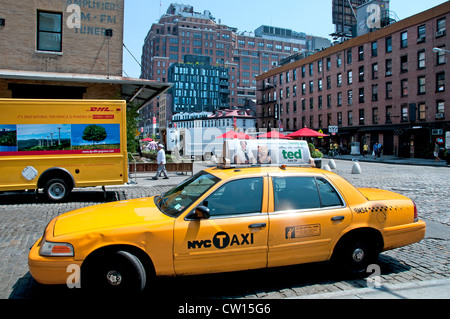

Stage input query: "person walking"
[
  {"left": 153, "top": 143, "right": 169, "bottom": 180},
  {"left": 373, "top": 142, "right": 378, "bottom": 159},
  {"left": 363, "top": 143, "right": 369, "bottom": 158},
  {"left": 434, "top": 142, "right": 441, "bottom": 161}
]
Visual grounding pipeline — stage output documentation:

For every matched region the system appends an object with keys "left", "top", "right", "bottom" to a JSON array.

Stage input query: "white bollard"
[
  {"left": 328, "top": 159, "right": 336, "bottom": 169},
  {"left": 351, "top": 161, "right": 362, "bottom": 174},
  {"left": 322, "top": 164, "right": 331, "bottom": 171}
]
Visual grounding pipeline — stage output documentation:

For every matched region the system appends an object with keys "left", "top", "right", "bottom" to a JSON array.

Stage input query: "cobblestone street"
[{"left": 0, "top": 160, "right": 448, "bottom": 299}]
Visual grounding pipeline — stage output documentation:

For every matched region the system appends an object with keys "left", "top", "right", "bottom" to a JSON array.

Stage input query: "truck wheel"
[
  {"left": 83, "top": 250, "right": 147, "bottom": 295},
  {"left": 203, "top": 152, "right": 212, "bottom": 161},
  {"left": 44, "top": 178, "right": 70, "bottom": 202}
]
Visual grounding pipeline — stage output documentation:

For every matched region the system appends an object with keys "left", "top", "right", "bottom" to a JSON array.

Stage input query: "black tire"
[
  {"left": 82, "top": 250, "right": 147, "bottom": 295},
  {"left": 44, "top": 178, "right": 70, "bottom": 202},
  {"left": 333, "top": 237, "right": 379, "bottom": 275}
]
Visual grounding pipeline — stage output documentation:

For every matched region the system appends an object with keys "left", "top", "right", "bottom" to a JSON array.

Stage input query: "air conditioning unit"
[
  {"left": 436, "top": 30, "right": 446, "bottom": 37},
  {"left": 435, "top": 113, "right": 445, "bottom": 119}
]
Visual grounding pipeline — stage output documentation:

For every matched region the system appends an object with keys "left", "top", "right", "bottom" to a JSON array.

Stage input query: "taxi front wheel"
[{"left": 82, "top": 250, "right": 147, "bottom": 294}]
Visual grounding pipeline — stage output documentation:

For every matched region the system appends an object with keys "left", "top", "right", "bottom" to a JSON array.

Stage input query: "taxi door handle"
[
  {"left": 249, "top": 223, "right": 267, "bottom": 229},
  {"left": 331, "top": 216, "right": 345, "bottom": 221}
]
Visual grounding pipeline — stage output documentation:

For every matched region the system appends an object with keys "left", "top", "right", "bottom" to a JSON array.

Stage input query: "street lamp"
[{"left": 433, "top": 47, "right": 450, "bottom": 53}]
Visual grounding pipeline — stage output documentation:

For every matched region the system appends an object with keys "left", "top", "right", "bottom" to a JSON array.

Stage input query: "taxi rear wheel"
[
  {"left": 333, "top": 238, "right": 378, "bottom": 275},
  {"left": 83, "top": 250, "right": 147, "bottom": 294}
]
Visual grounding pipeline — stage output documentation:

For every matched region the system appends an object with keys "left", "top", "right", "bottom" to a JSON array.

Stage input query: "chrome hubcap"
[
  {"left": 106, "top": 270, "right": 122, "bottom": 286},
  {"left": 352, "top": 248, "right": 365, "bottom": 262},
  {"left": 49, "top": 183, "right": 65, "bottom": 199}
]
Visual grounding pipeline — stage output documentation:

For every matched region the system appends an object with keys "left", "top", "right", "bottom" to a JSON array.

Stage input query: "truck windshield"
[{"left": 155, "top": 171, "right": 220, "bottom": 217}]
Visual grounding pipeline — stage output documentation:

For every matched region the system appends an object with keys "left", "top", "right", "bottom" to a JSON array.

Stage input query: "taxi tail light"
[{"left": 413, "top": 202, "right": 418, "bottom": 222}]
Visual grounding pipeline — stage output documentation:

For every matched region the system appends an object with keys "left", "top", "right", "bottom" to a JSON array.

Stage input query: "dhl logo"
[{"left": 89, "top": 107, "right": 113, "bottom": 112}]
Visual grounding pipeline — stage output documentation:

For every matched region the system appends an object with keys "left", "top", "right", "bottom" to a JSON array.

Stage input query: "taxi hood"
[{"left": 53, "top": 197, "right": 171, "bottom": 237}]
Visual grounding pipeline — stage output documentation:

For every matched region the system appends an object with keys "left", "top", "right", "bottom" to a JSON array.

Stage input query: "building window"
[
  {"left": 401, "top": 79, "right": 408, "bottom": 96},
  {"left": 372, "top": 63, "right": 378, "bottom": 79},
  {"left": 385, "top": 59, "right": 392, "bottom": 76},
  {"left": 386, "top": 82, "right": 393, "bottom": 99},
  {"left": 371, "top": 41, "right": 378, "bottom": 57},
  {"left": 386, "top": 36, "right": 392, "bottom": 53},
  {"left": 358, "top": 46, "right": 364, "bottom": 61},
  {"left": 348, "top": 111, "right": 353, "bottom": 126},
  {"left": 37, "top": 11, "right": 62, "bottom": 52},
  {"left": 337, "top": 92, "right": 342, "bottom": 106},
  {"left": 401, "top": 104, "right": 408, "bottom": 122},
  {"left": 417, "top": 25, "right": 426, "bottom": 43},
  {"left": 347, "top": 70, "right": 353, "bottom": 84},
  {"left": 436, "top": 46, "right": 446, "bottom": 65},
  {"left": 400, "top": 55, "right": 408, "bottom": 73},
  {"left": 372, "top": 84, "right": 378, "bottom": 101},
  {"left": 337, "top": 73, "right": 342, "bottom": 87},
  {"left": 418, "top": 102, "right": 426, "bottom": 121},
  {"left": 436, "top": 18, "right": 446, "bottom": 37},
  {"left": 337, "top": 112, "right": 342, "bottom": 125},
  {"left": 347, "top": 90, "right": 353, "bottom": 105},
  {"left": 358, "top": 88, "right": 364, "bottom": 103},
  {"left": 386, "top": 106, "right": 392, "bottom": 123},
  {"left": 359, "top": 66, "right": 364, "bottom": 82},
  {"left": 418, "top": 76, "right": 426, "bottom": 95},
  {"left": 418, "top": 50, "right": 426, "bottom": 69},
  {"left": 372, "top": 108, "right": 379, "bottom": 124},
  {"left": 400, "top": 31, "right": 408, "bottom": 48},
  {"left": 437, "top": 100, "right": 445, "bottom": 116},
  {"left": 347, "top": 49, "right": 352, "bottom": 64},
  {"left": 436, "top": 72, "right": 445, "bottom": 92}
]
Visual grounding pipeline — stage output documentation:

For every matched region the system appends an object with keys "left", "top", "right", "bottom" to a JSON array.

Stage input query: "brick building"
[
  {"left": 256, "top": 2, "right": 449, "bottom": 158},
  {"left": 0, "top": 0, "right": 169, "bottom": 106},
  {"left": 140, "top": 3, "right": 330, "bottom": 123}
]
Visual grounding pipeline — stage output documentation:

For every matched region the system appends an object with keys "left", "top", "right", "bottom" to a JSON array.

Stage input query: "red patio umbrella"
[
  {"left": 258, "top": 130, "right": 292, "bottom": 139},
  {"left": 288, "top": 127, "right": 329, "bottom": 138},
  {"left": 140, "top": 137, "right": 153, "bottom": 142},
  {"left": 216, "top": 130, "right": 256, "bottom": 139}
]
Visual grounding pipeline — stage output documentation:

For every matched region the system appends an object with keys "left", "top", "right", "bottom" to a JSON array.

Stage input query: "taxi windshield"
[{"left": 155, "top": 171, "right": 220, "bottom": 217}]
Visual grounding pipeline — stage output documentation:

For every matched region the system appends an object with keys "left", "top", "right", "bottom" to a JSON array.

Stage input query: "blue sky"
[
  {"left": 17, "top": 124, "right": 71, "bottom": 141},
  {"left": 123, "top": 0, "right": 448, "bottom": 78}
]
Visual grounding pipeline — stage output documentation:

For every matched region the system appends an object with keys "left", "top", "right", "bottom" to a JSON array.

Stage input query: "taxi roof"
[{"left": 204, "top": 164, "right": 332, "bottom": 181}]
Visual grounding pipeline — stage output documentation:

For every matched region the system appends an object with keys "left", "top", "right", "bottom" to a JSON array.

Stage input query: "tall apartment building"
[
  {"left": 140, "top": 3, "right": 331, "bottom": 120},
  {"left": 168, "top": 55, "right": 230, "bottom": 114},
  {"left": 256, "top": 2, "right": 449, "bottom": 159}
]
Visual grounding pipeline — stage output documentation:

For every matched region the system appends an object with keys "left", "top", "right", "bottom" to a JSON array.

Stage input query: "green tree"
[
  {"left": 126, "top": 101, "right": 140, "bottom": 156},
  {"left": 82, "top": 124, "right": 107, "bottom": 145}
]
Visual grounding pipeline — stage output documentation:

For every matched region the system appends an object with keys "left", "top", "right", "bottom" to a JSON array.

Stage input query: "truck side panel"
[{"left": 0, "top": 99, "right": 128, "bottom": 193}]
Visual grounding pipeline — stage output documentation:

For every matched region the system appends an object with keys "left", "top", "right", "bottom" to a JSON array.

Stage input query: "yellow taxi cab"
[{"left": 28, "top": 139, "right": 426, "bottom": 293}]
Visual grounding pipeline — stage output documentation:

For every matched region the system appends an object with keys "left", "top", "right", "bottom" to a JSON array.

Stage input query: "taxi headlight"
[{"left": 39, "top": 240, "right": 74, "bottom": 257}]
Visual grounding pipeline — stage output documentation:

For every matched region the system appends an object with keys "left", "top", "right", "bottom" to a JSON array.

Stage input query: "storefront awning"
[{"left": 0, "top": 69, "right": 172, "bottom": 106}]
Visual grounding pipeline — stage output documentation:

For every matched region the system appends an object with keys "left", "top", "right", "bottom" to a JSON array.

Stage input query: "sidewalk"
[
  {"left": 292, "top": 278, "right": 450, "bottom": 299},
  {"left": 325, "top": 154, "right": 449, "bottom": 167}
]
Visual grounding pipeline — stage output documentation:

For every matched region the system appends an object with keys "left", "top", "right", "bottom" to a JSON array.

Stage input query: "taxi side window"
[
  {"left": 316, "top": 177, "right": 343, "bottom": 207},
  {"left": 204, "top": 177, "right": 263, "bottom": 217},
  {"left": 273, "top": 176, "right": 343, "bottom": 212}
]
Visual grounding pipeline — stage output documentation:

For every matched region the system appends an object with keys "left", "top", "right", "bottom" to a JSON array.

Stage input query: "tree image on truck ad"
[{"left": 82, "top": 124, "right": 107, "bottom": 145}]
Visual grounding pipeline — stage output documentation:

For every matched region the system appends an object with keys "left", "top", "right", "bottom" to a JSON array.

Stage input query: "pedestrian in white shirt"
[{"left": 153, "top": 144, "right": 169, "bottom": 180}]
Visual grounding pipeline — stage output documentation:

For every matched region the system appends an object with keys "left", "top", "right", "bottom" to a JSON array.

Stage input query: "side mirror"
[{"left": 187, "top": 205, "right": 210, "bottom": 220}]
